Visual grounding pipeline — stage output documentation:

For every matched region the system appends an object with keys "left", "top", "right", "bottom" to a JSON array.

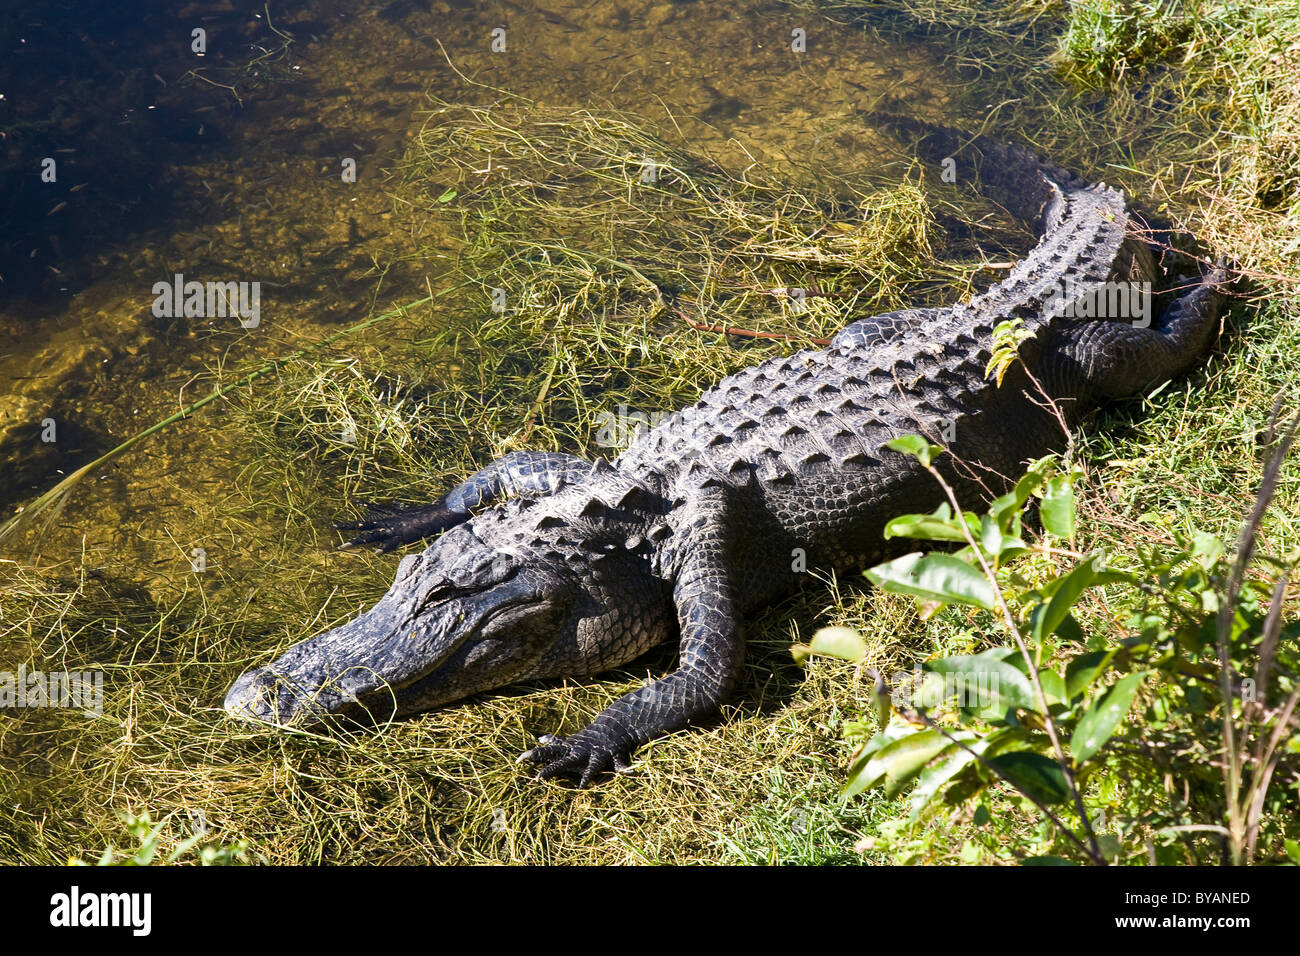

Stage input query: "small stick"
[{"left": 671, "top": 301, "right": 832, "bottom": 346}]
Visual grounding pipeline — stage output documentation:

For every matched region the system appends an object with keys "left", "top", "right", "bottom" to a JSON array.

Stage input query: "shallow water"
[{"left": 1, "top": 0, "right": 964, "bottom": 570}]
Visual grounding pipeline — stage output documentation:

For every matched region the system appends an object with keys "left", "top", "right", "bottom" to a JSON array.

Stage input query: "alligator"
[{"left": 224, "top": 116, "right": 1227, "bottom": 786}]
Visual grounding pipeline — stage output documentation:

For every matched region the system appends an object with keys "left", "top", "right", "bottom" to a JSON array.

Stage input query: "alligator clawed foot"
[
  {"left": 519, "top": 731, "right": 635, "bottom": 788},
  {"left": 334, "top": 500, "right": 461, "bottom": 553}
]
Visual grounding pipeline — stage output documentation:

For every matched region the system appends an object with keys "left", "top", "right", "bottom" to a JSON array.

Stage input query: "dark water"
[{"left": 0, "top": 0, "right": 964, "bottom": 556}]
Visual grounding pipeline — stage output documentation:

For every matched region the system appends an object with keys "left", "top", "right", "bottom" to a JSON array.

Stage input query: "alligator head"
[{"left": 223, "top": 517, "right": 669, "bottom": 727}]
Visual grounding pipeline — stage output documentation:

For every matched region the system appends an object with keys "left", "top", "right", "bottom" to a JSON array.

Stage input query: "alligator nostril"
[{"left": 224, "top": 667, "right": 310, "bottom": 724}]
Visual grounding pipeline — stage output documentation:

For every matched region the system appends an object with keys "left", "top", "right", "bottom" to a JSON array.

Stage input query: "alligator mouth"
[{"left": 223, "top": 587, "right": 549, "bottom": 728}]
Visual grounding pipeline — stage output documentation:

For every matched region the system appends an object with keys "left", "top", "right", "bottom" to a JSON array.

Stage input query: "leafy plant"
[
  {"left": 73, "top": 812, "right": 253, "bottom": 866},
  {"left": 800, "top": 426, "right": 1300, "bottom": 864}
]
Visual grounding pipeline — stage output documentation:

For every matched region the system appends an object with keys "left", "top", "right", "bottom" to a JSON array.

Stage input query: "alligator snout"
[
  {"left": 222, "top": 664, "right": 383, "bottom": 726},
  {"left": 223, "top": 666, "right": 286, "bottom": 723},
  {"left": 221, "top": 534, "right": 576, "bottom": 730},
  {"left": 224, "top": 666, "right": 337, "bottom": 725}
]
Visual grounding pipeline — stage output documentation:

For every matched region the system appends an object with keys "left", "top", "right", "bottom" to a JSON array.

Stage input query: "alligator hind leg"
[
  {"left": 336, "top": 450, "right": 593, "bottom": 552},
  {"left": 1042, "top": 259, "right": 1228, "bottom": 403}
]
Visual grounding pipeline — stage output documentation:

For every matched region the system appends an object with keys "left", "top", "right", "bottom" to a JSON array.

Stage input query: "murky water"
[
  {"left": 0, "top": 0, "right": 967, "bottom": 572},
  {"left": 0, "top": 0, "right": 999, "bottom": 863}
]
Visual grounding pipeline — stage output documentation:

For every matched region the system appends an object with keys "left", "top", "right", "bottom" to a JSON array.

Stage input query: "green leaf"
[
  {"left": 1038, "top": 669, "right": 1066, "bottom": 706},
  {"left": 1191, "top": 531, "right": 1224, "bottom": 569},
  {"left": 871, "top": 691, "right": 892, "bottom": 731},
  {"left": 980, "top": 514, "right": 1003, "bottom": 557},
  {"left": 909, "top": 740, "right": 983, "bottom": 817},
  {"left": 844, "top": 725, "right": 913, "bottom": 792},
  {"left": 1071, "top": 672, "right": 1144, "bottom": 763},
  {"left": 986, "top": 317, "right": 1033, "bottom": 385},
  {"left": 1039, "top": 474, "right": 1076, "bottom": 538},
  {"left": 1064, "top": 649, "right": 1116, "bottom": 699},
  {"left": 1285, "top": 839, "right": 1300, "bottom": 865},
  {"left": 1031, "top": 553, "right": 1109, "bottom": 645},
  {"left": 884, "top": 504, "right": 977, "bottom": 543},
  {"left": 1054, "top": 612, "right": 1084, "bottom": 645},
  {"left": 1097, "top": 832, "right": 1122, "bottom": 862},
  {"left": 845, "top": 728, "right": 951, "bottom": 797},
  {"left": 884, "top": 435, "right": 945, "bottom": 467},
  {"left": 168, "top": 833, "right": 204, "bottom": 863},
  {"left": 980, "top": 725, "right": 1039, "bottom": 758},
  {"left": 990, "top": 459, "right": 1053, "bottom": 526},
  {"left": 989, "top": 751, "right": 1070, "bottom": 804},
  {"left": 988, "top": 492, "right": 1017, "bottom": 526},
  {"left": 925, "top": 651, "right": 1037, "bottom": 713},
  {"left": 437, "top": 188, "right": 458, "bottom": 203},
  {"left": 865, "top": 552, "right": 995, "bottom": 610},
  {"left": 882, "top": 732, "right": 957, "bottom": 798},
  {"left": 806, "top": 626, "right": 867, "bottom": 662},
  {"left": 998, "top": 541, "right": 1031, "bottom": 562}
]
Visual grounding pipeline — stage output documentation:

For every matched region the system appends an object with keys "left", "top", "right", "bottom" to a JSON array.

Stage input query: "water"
[{"left": 0, "top": 0, "right": 957, "bottom": 564}]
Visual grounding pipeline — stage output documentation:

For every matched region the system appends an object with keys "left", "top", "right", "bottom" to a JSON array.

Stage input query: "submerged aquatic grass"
[{"left": 1, "top": 99, "right": 944, "bottom": 864}]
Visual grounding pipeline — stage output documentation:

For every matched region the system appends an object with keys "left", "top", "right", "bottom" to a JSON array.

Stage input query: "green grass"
[{"left": 4, "top": 0, "right": 1300, "bottom": 864}]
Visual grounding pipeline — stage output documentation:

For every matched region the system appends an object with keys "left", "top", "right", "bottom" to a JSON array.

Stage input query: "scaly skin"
[{"left": 224, "top": 117, "right": 1228, "bottom": 787}]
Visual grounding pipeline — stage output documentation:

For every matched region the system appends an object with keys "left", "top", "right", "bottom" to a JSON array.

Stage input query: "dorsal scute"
[{"left": 608, "top": 123, "right": 1135, "bottom": 506}]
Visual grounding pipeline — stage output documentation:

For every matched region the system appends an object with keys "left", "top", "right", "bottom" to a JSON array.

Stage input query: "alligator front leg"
[
  {"left": 521, "top": 493, "right": 745, "bottom": 787},
  {"left": 336, "top": 450, "right": 593, "bottom": 552}
]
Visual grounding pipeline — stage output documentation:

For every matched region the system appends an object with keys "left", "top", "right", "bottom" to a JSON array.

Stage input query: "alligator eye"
[{"left": 414, "top": 580, "right": 468, "bottom": 614}]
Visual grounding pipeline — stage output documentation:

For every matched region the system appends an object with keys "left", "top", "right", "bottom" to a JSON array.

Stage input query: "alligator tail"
[{"left": 866, "top": 111, "right": 1089, "bottom": 234}]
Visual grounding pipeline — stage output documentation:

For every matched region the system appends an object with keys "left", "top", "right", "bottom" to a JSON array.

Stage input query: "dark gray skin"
[{"left": 224, "top": 116, "right": 1228, "bottom": 786}]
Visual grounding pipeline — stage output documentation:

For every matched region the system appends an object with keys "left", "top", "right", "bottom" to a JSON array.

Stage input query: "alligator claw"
[
  {"left": 611, "top": 752, "right": 635, "bottom": 774},
  {"left": 334, "top": 500, "right": 462, "bottom": 553},
  {"left": 521, "top": 732, "right": 633, "bottom": 788}
]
